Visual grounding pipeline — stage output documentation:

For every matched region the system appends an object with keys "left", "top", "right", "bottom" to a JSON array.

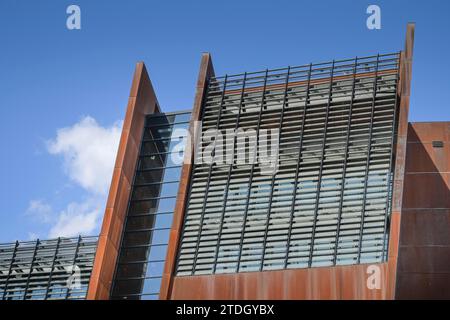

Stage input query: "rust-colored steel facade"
[
  {"left": 396, "top": 122, "right": 450, "bottom": 299},
  {"left": 87, "top": 24, "right": 450, "bottom": 300},
  {"left": 87, "top": 63, "right": 161, "bottom": 300}
]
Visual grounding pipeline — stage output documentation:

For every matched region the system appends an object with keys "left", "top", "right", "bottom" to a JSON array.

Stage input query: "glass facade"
[
  {"left": 176, "top": 53, "right": 400, "bottom": 276},
  {"left": 111, "top": 111, "right": 190, "bottom": 300},
  {"left": 0, "top": 236, "right": 97, "bottom": 300}
]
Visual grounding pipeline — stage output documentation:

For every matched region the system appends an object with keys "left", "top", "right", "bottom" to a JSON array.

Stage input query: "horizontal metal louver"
[
  {"left": 0, "top": 236, "right": 97, "bottom": 300},
  {"left": 176, "top": 53, "right": 400, "bottom": 276}
]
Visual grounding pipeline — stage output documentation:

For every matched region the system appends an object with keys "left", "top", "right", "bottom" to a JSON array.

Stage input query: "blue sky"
[{"left": 0, "top": 0, "right": 449, "bottom": 242}]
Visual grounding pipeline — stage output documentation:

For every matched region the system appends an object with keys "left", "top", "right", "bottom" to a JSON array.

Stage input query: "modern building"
[
  {"left": 0, "top": 236, "right": 97, "bottom": 300},
  {"left": 2, "top": 23, "right": 450, "bottom": 300}
]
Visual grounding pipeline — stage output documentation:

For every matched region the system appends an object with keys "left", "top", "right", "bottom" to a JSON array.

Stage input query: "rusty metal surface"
[
  {"left": 170, "top": 262, "right": 396, "bottom": 300},
  {"left": 164, "top": 24, "right": 415, "bottom": 300},
  {"left": 396, "top": 122, "right": 450, "bottom": 299},
  {"left": 87, "top": 63, "right": 160, "bottom": 300}
]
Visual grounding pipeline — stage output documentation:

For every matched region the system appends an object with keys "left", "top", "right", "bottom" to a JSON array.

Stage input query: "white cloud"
[
  {"left": 47, "top": 116, "right": 122, "bottom": 195},
  {"left": 26, "top": 199, "right": 53, "bottom": 223},
  {"left": 48, "top": 200, "right": 102, "bottom": 238},
  {"left": 33, "top": 116, "right": 123, "bottom": 238}
]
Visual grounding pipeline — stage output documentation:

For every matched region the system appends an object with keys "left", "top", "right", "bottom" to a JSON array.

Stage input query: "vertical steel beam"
[
  {"left": 235, "top": 70, "right": 269, "bottom": 272},
  {"left": 23, "top": 239, "right": 40, "bottom": 299},
  {"left": 65, "top": 236, "right": 82, "bottom": 299},
  {"left": 332, "top": 57, "right": 358, "bottom": 265},
  {"left": 307, "top": 61, "right": 335, "bottom": 267},
  {"left": 284, "top": 64, "right": 312, "bottom": 269},
  {"left": 2, "top": 240, "right": 19, "bottom": 300},
  {"left": 356, "top": 54, "right": 380, "bottom": 264},
  {"left": 190, "top": 75, "right": 228, "bottom": 275},
  {"left": 212, "top": 73, "right": 247, "bottom": 273},
  {"left": 44, "top": 237, "right": 61, "bottom": 300},
  {"left": 259, "top": 67, "right": 291, "bottom": 271}
]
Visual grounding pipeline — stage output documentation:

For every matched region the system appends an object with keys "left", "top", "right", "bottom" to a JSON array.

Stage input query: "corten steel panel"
[
  {"left": 165, "top": 24, "right": 415, "bottom": 300},
  {"left": 159, "top": 53, "right": 215, "bottom": 300},
  {"left": 170, "top": 262, "right": 396, "bottom": 300},
  {"left": 87, "top": 63, "right": 160, "bottom": 300},
  {"left": 396, "top": 122, "right": 450, "bottom": 299},
  {"left": 385, "top": 23, "right": 415, "bottom": 300},
  {"left": 399, "top": 209, "right": 450, "bottom": 246}
]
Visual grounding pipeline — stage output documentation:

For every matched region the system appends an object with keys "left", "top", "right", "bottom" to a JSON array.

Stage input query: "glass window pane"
[
  {"left": 132, "top": 183, "right": 179, "bottom": 200},
  {"left": 139, "top": 155, "right": 167, "bottom": 170},
  {"left": 142, "top": 277, "right": 162, "bottom": 295},
  {"left": 115, "top": 262, "right": 147, "bottom": 278},
  {"left": 129, "top": 198, "right": 176, "bottom": 216},
  {"left": 174, "top": 113, "right": 191, "bottom": 123},
  {"left": 145, "top": 261, "right": 165, "bottom": 277},
  {"left": 156, "top": 197, "right": 177, "bottom": 213},
  {"left": 148, "top": 245, "right": 168, "bottom": 261},
  {"left": 112, "top": 279, "right": 142, "bottom": 296},
  {"left": 141, "top": 294, "right": 159, "bottom": 300},
  {"left": 118, "top": 247, "right": 149, "bottom": 263},
  {"left": 145, "top": 114, "right": 175, "bottom": 128},
  {"left": 162, "top": 166, "right": 182, "bottom": 182},
  {"left": 129, "top": 199, "right": 158, "bottom": 215},
  {"left": 126, "top": 213, "right": 173, "bottom": 230}
]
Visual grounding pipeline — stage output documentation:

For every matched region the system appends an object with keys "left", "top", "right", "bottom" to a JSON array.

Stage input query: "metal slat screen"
[
  {"left": 0, "top": 236, "right": 97, "bottom": 300},
  {"left": 176, "top": 53, "right": 400, "bottom": 275}
]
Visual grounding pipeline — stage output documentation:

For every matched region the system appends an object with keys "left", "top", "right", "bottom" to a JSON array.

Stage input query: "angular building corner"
[
  {"left": 87, "top": 62, "right": 161, "bottom": 300},
  {"left": 3, "top": 23, "right": 450, "bottom": 301}
]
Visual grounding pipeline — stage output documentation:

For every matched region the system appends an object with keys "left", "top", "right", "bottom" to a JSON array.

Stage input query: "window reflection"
[{"left": 111, "top": 111, "right": 190, "bottom": 300}]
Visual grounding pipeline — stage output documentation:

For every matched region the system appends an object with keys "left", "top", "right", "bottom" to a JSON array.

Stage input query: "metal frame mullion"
[
  {"left": 283, "top": 63, "right": 312, "bottom": 269},
  {"left": 259, "top": 66, "right": 291, "bottom": 272},
  {"left": 356, "top": 54, "right": 380, "bottom": 264},
  {"left": 307, "top": 60, "right": 335, "bottom": 268},
  {"left": 332, "top": 57, "right": 358, "bottom": 266},
  {"left": 381, "top": 52, "right": 401, "bottom": 262},
  {"left": 2, "top": 240, "right": 19, "bottom": 300},
  {"left": 234, "top": 70, "right": 269, "bottom": 273},
  {"left": 212, "top": 73, "right": 247, "bottom": 273},
  {"left": 64, "top": 235, "right": 82, "bottom": 299},
  {"left": 191, "top": 75, "right": 229, "bottom": 274},
  {"left": 23, "top": 239, "right": 40, "bottom": 299},
  {"left": 44, "top": 237, "right": 61, "bottom": 300}
]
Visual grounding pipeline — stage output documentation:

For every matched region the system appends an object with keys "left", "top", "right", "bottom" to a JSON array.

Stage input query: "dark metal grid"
[
  {"left": 284, "top": 63, "right": 312, "bottom": 268},
  {"left": 234, "top": 70, "right": 269, "bottom": 273},
  {"left": 23, "top": 239, "right": 40, "bottom": 299},
  {"left": 356, "top": 54, "right": 380, "bottom": 264},
  {"left": 65, "top": 235, "right": 82, "bottom": 299},
  {"left": 176, "top": 53, "right": 400, "bottom": 276},
  {"left": 1, "top": 241, "right": 18, "bottom": 300},
  {"left": 213, "top": 73, "right": 248, "bottom": 273},
  {"left": 307, "top": 61, "right": 335, "bottom": 267},
  {"left": 190, "top": 76, "right": 228, "bottom": 274},
  {"left": 332, "top": 57, "right": 358, "bottom": 265},
  {"left": 259, "top": 67, "right": 291, "bottom": 271},
  {"left": 43, "top": 237, "right": 61, "bottom": 299},
  {"left": 0, "top": 236, "right": 97, "bottom": 300}
]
